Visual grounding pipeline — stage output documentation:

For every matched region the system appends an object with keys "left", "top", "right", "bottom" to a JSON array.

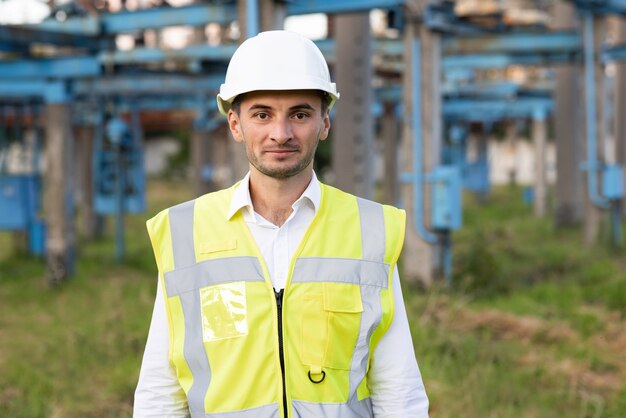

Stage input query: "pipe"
[
  {"left": 246, "top": 0, "right": 259, "bottom": 38},
  {"left": 583, "top": 12, "right": 609, "bottom": 209},
  {"left": 0, "top": 108, "right": 6, "bottom": 174},
  {"left": 411, "top": 38, "right": 438, "bottom": 244}
]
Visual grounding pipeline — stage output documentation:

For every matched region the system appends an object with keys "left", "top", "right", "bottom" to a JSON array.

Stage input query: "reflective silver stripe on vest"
[
  {"left": 169, "top": 200, "right": 197, "bottom": 269},
  {"left": 356, "top": 197, "right": 386, "bottom": 262},
  {"left": 351, "top": 199, "right": 386, "bottom": 411},
  {"left": 348, "top": 284, "right": 382, "bottom": 408},
  {"left": 169, "top": 200, "right": 210, "bottom": 416},
  {"left": 292, "top": 398, "right": 373, "bottom": 418},
  {"left": 164, "top": 256, "right": 265, "bottom": 296},
  {"left": 291, "top": 258, "right": 389, "bottom": 288},
  {"left": 202, "top": 403, "right": 280, "bottom": 418}
]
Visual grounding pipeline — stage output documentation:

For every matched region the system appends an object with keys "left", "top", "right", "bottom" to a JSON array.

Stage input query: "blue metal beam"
[
  {"left": 443, "top": 82, "right": 525, "bottom": 98},
  {"left": 23, "top": 16, "right": 101, "bottom": 36},
  {"left": 443, "top": 97, "right": 554, "bottom": 122},
  {"left": 0, "top": 56, "right": 100, "bottom": 78},
  {"left": 424, "top": 2, "right": 490, "bottom": 35},
  {"left": 0, "top": 80, "right": 70, "bottom": 102},
  {"left": 443, "top": 52, "right": 577, "bottom": 69},
  {"left": 443, "top": 31, "right": 581, "bottom": 55},
  {"left": 101, "top": 4, "right": 237, "bottom": 33},
  {"left": 286, "top": 0, "right": 404, "bottom": 15},
  {"left": 0, "top": 41, "right": 23, "bottom": 52},
  {"left": 98, "top": 44, "right": 237, "bottom": 66},
  {"left": 73, "top": 75, "right": 222, "bottom": 96},
  {"left": 603, "top": 44, "right": 626, "bottom": 62},
  {"left": 0, "top": 25, "right": 110, "bottom": 50},
  {"left": 572, "top": 0, "right": 626, "bottom": 14},
  {"left": 0, "top": 80, "right": 49, "bottom": 97},
  {"left": 25, "top": 3, "right": 238, "bottom": 36}
]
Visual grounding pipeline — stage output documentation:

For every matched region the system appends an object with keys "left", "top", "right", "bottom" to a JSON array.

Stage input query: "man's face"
[{"left": 227, "top": 90, "right": 330, "bottom": 180}]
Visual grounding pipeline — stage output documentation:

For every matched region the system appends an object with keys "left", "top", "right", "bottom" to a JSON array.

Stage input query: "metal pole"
[
  {"left": 332, "top": 12, "right": 374, "bottom": 198},
  {"left": 411, "top": 38, "right": 438, "bottom": 244},
  {"left": 583, "top": 12, "right": 609, "bottom": 209},
  {"left": 114, "top": 139, "right": 125, "bottom": 262},
  {"left": 533, "top": 108, "right": 547, "bottom": 218},
  {"left": 246, "top": 0, "right": 259, "bottom": 38},
  {"left": 44, "top": 102, "right": 76, "bottom": 283}
]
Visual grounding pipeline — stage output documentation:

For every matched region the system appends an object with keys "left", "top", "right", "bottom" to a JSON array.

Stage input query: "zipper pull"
[{"left": 275, "top": 289, "right": 284, "bottom": 309}]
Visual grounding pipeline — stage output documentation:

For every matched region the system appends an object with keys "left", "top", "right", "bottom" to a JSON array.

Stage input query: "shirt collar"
[{"left": 227, "top": 171, "right": 321, "bottom": 221}]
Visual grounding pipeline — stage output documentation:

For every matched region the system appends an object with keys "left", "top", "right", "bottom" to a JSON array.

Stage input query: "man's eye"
[
  {"left": 293, "top": 112, "right": 308, "bottom": 120},
  {"left": 254, "top": 113, "right": 269, "bottom": 120}
]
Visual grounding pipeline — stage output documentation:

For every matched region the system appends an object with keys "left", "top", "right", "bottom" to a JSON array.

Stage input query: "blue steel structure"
[
  {"left": 0, "top": 104, "right": 45, "bottom": 256},
  {"left": 0, "top": 0, "right": 625, "bottom": 281}
]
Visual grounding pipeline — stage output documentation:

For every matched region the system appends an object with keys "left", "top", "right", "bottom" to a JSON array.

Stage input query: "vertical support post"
[
  {"left": 553, "top": 1, "right": 583, "bottom": 226},
  {"left": 583, "top": 13, "right": 608, "bottom": 245},
  {"left": 615, "top": 17, "right": 626, "bottom": 216},
  {"left": 211, "top": 124, "right": 234, "bottom": 190},
  {"left": 75, "top": 124, "right": 99, "bottom": 239},
  {"left": 192, "top": 130, "right": 211, "bottom": 196},
  {"left": 44, "top": 100, "right": 75, "bottom": 283},
  {"left": 114, "top": 132, "right": 125, "bottom": 263},
  {"left": 246, "top": 0, "right": 259, "bottom": 37},
  {"left": 260, "top": 0, "right": 286, "bottom": 31},
  {"left": 476, "top": 129, "right": 490, "bottom": 202},
  {"left": 400, "top": 11, "right": 442, "bottom": 286},
  {"left": 238, "top": 0, "right": 261, "bottom": 39},
  {"left": 192, "top": 106, "right": 212, "bottom": 197},
  {"left": 382, "top": 102, "right": 399, "bottom": 205},
  {"left": 11, "top": 106, "right": 28, "bottom": 253},
  {"left": 532, "top": 108, "right": 548, "bottom": 218},
  {"left": 504, "top": 121, "right": 518, "bottom": 186},
  {"left": 332, "top": 13, "right": 374, "bottom": 198}
]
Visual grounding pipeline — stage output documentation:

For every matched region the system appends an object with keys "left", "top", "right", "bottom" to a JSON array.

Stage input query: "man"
[{"left": 134, "top": 30, "right": 429, "bottom": 418}]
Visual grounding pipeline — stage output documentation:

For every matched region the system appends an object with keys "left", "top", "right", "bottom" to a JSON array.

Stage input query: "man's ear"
[
  {"left": 227, "top": 109, "right": 244, "bottom": 142},
  {"left": 319, "top": 111, "right": 331, "bottom": 141}
]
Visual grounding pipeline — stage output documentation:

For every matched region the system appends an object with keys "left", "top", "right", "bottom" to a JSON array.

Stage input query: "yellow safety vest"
[{"left": 146, "top": 182, "right": 406, "bottom": 418}]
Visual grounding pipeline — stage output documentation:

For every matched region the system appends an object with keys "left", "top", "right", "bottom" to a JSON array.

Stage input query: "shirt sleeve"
[
  {"left": 134, "top": 278, "right": 190, "bottom": 418},
  {"left": 368, "top": 268, "right": 430, "bottom": 418}
]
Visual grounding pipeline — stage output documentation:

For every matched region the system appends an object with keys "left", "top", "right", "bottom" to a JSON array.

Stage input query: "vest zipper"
[{"left": 275, "top": 289, "right": 288, "bottom": 418}]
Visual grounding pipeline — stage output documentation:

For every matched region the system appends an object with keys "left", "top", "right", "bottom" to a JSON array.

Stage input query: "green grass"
[
  {"left": 1, "top": 182, "right": 625, "bottom": 417},
  {"left": 403, "top": 187, "right": 626, "bottom": 418},
  {"left": 0, "top": 179, "right": 191, "bottom": 418}
]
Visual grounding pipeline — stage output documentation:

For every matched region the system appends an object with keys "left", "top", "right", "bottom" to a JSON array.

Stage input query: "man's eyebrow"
[
  {"left": 248, "top": 104, "right": 272, "bottom": 111},
  {"left": 247, "top": 103, "right": 317, "bottom": 112},
  {"left": 289, "top": 103, "right": 316, "bottom": 111}
]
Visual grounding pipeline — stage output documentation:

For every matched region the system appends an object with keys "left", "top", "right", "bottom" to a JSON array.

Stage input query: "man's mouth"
[{"left": 265, "top": 148, "right": 298, "bottom": 156}]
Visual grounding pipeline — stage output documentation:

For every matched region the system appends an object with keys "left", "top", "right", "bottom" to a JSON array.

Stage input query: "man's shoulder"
[
  {"left": 320, "top": 182, "right": 403, "bottom": 213},
  {"left": 148, "top": 185, "right": 236, "bottom": 224}
]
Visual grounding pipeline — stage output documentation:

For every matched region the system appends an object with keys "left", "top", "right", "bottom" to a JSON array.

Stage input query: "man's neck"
[{"left": 248, "top": 169, "right": 312, "bottom": 227}]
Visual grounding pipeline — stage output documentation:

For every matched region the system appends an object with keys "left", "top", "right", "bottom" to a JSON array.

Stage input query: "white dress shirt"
[{"left": 134, "top": 172, "right": 429, "bottom": 417}]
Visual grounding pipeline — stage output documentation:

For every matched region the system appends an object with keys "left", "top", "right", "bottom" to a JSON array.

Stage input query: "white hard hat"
[{"left": 217, "top": 30, "right": 340, "bottom": 116}]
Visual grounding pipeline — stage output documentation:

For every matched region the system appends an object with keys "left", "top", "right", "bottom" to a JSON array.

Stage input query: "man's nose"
[{"left": 269, "top": 118, "right": 293, "bottom": 144}]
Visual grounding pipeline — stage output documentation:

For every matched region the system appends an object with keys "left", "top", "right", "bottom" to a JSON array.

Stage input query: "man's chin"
[{"left": 257, "top": 165, "right": 307, "bottom": 180}]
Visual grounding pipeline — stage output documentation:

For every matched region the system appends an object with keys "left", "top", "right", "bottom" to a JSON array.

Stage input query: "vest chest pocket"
[
  {"left": 300, "top": 283, "right": 363, "bottom": 371},
  {"left": 199, "top": 282, "right": 248, "bottom": 342}
]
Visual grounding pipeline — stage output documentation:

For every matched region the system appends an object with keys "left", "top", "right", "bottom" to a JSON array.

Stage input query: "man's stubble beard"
[{"left": 244, "top": 136, "right": 320, "bottom": 180}]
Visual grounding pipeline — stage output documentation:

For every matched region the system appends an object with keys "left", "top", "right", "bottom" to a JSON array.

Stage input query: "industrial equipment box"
[
  {"left": 427, "top": 165, "right": 463, "bottom": 230},
  {"left": 602, "top": 164, "right": 624, "bottom": 200}
]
